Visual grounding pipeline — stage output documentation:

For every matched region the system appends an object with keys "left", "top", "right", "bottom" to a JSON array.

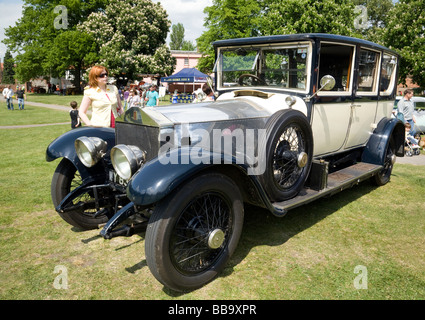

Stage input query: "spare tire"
[{"left": 257, "top": 109, "right": 313, "bottom": 202}]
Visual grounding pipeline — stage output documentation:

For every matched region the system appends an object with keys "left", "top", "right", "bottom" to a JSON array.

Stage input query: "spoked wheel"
[
  {"left": 258, "top": 109, "right": 313, "bottom": 202},
  {"left": 374, "top": 138, "right": 396, "bottom": 186},
  {"left": 145, "top": 173, "right": 244, "bottom": 292},
  {"left": 51, "top": 158, "right": 109, "bottom": 230}
]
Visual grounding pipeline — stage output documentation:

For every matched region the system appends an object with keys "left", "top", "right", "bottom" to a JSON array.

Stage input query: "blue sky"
[{"left": 0, "top": 0, "right": 212, "bottom": 60}]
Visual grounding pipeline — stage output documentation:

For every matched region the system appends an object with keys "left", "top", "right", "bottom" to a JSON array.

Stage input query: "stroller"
[{"left": 405, "top": 134, "right": 421, "bottom": 156}]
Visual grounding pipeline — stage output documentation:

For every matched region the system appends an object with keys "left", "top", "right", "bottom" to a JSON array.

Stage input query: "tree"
[
  {"left": 170, "top": 23, "right": 196, "bottom": 51},
  {"left": 196, "top": 0, "right": 264, "bottom": 73},
  {"left": 79, "top": 0, "right": 176, "bottom": 82},
  {"left": 260, "top": 0, "right": 358, "bottom": 36},
  {"left": 352, "top": 0, "right": 394, "bottom": 43},
  {"left": 48, "top": 31, "right": 99, "bottom": 91},
  {"left": 2, "top": 50, "right": 15, "bottom": 84},
  {"left": 383, "top": 0, "right": 425, "bottom": 89},
  {"left": 170, "top": 23, "right": 185, "bottom": 50},
  {"left": 3, "top": 0, "right": 107, "bottom": 87},
  {"left": 181, "top": 40, "right": 196, "bottom": 51}
]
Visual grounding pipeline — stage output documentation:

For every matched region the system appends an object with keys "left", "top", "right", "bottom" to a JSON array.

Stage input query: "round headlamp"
[
  {"left": 285, "top": 96, "right": 296, "bottom": 108},
  {"left": 75, "top": 136, "right": 108, "bottom": 167},
  {"left": 111, "top": 145, "right": 146, "bottom": 180}
]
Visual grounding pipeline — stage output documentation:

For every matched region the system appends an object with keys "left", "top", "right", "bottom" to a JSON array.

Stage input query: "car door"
[
  {"left": 344, "top": 47, "right": 381, "bottom": 149},
  {"left": 311, "top": 42, "right": 355, "bottom": 156}
]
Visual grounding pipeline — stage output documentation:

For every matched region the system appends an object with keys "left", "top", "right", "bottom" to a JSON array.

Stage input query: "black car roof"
[{"left": 212, "top": 33, "right": 398, "bottom": 55}]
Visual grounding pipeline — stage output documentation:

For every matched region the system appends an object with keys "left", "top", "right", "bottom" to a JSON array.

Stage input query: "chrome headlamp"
[
  {"left": 75, "top": 137, "right": 108, "bottom": 167},
  {"left": 111, "top": 145, "right": 146, "bottom": 180},
  {"left": 285, "top": 95, "right": 296, "bottom": 108}
]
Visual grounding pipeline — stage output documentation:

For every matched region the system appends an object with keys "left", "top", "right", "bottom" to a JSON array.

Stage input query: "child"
[{"left": 70, "top": 101, "right": 81, "bottom": 129}]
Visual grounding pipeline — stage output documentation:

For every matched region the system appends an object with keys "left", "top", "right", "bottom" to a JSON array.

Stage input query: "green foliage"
[
  {"left": 79, "top": 0, "right": 176, "bottom": 79},
  {"left": 197, "top": 0, "right": 360, "bottom": 73},
  {"left": 2, "top": 50, "right": 15, "bottom": 84},
  {"left": 181, "top": 40, "right": 196, "bottom": 51},
  {"left": 170, "top": 23, "right": 185, "bottom": 50},
  {"left": 352, "top": 0, "right": 394, "bottom": 43},
  {"left": 48, "top": 31, "right": 99, "bottom": 89},
  {"left": 170, "top": 23, "right": 196, "bottom": 51},
  {"left": 3, "top": 0, "right": 107, "bottom": 84},
  {"left": 383, "top": 0, "right": 425, "bottom": 89},
  {"left": 196, "top": 0, "right": 263, "bottom": 73},
  {"left": 261, "top": 0, "right": 357, "bottom": 36}
]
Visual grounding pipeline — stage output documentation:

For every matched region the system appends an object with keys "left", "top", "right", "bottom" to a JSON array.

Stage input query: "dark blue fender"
[
  {"left": 362, "top": 117, "right": 405, "bottom": 165},
  {"left": 46, "top": 127, "right": 115, "bottom": 182},
  {"left": 127, "top": 147, "right": 251, "bottom": 206}
]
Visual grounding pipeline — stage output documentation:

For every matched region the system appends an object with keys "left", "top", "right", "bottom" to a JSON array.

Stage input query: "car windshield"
[{"left": 215, "top": 42, "right": 311, "bottom": 92}]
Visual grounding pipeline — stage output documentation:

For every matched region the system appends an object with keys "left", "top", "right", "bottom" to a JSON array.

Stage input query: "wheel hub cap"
[
  {"left": 208, "top": 229, "right": 225, "bottom": 249},
  {"left": 297, "top": 152, "right": 308, "bottom": 168}
]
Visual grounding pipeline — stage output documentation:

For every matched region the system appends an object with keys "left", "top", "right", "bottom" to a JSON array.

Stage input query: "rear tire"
[{"left": 374, "top": 139, "right": 395, "bottom": 186}]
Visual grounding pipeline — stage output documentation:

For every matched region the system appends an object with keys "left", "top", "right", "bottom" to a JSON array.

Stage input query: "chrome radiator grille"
[{"left": 115, "top": 122, "right": 160, "bottom": 161}]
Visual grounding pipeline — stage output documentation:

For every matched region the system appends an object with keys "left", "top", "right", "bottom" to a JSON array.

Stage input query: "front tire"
[
  {"left": 145, "top": 173, "right": 244, "bottom": 292},
  {"left": 51, "top": 158, "right": 109, "bottom": 230}
]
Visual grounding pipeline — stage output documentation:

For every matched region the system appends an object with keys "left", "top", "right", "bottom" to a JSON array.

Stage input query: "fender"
[
  {"left": 46, "top": 127, "right": 115, "bottom": 182},
  {"left": 127, "top": 147, "right": 249, "bottom": 206},
  {"left": 362, "top": 117, "right": 405, "bottom": 165}
]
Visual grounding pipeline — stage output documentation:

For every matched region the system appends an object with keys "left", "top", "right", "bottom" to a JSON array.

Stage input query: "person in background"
[
  {"left": 127, "top": 89, "right": 141, "bottom": 109},
  {"left": 79, "top": 65, "right": 123, "bottom": 128},
  {"left": 2, "top": 86, "right": 8, "bottom": 100},
  {"left": 123, "top": 87, "right": 130, "bottom": 111},
  {"left": 4, "top": 85, "right": 14, "bottom": 110},
  {"left": 69, "top": 101, "right": 81, "bottom": 129},
  {"left": 16, "top": 86, "right": 26, "bottom": 110},
  {"left": 397, "top": 89, "right": 416, "bottom": 137},
  {"left": 145, "top": 85, "right": 159, "bottom": 107},
  {"left": 202, "top": 83, "right": 214, "bottom": 101}
]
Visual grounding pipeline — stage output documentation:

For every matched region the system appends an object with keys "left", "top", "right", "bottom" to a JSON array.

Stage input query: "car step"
[{"left": 271, "top": 162, "right": 382, "bottom": 216}]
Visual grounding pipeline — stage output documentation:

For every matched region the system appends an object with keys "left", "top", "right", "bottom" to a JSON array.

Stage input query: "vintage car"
[{"left": 46, "top": 34, "right": 405, "bottom": 292}]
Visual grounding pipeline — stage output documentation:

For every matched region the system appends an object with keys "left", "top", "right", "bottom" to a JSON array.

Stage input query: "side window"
[
  {"left": 380, "top": 53, "right": 397, "bottom": 95},
  {"left": 318, "top": 43, "right": 354, "bottom": 93},
  {"left": 357, "top": 48, "right": 380, "bottom": 93}
]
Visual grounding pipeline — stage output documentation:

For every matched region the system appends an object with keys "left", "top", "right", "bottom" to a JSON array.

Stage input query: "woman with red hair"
[{"left": 79, "top": 65, "right": 123, "bottom": 128}]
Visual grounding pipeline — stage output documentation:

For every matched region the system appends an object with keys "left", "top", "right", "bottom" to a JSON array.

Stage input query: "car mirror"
[
  {"left": 304, "top": 75, "right": 336, "bottom": 102},
  {"left": 320, "top": 75, "right": 336, "bottom": 91}
]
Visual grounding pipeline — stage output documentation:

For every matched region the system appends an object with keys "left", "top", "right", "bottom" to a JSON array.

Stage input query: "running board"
[{"left": 271, "top": 162, "right": 382, "bottom": 215}]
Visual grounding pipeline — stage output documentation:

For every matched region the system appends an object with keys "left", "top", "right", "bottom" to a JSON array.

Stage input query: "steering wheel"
[{"left": 238, "top": 74, "right": 267, "bottom": 86}]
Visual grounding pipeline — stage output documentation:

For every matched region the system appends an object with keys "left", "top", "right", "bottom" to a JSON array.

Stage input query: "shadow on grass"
[
  {"left": 74, "top": 180, "right": 378, "bottom": 296},
  {"left": 221, "top": 181, "right": 379, "bottom": 278}
]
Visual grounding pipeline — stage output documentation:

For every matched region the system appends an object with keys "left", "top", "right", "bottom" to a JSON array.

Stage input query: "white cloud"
[
  {"left": 153, "top": 0, "right": 213, "bottom": 44},
  {"left": 0, "top": 0, "right": 24, "bottom": 59}
]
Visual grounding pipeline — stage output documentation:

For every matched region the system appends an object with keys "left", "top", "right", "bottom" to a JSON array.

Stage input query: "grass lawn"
[
  {"left": 0, "top": 101, "right": 70, "bottom": 126},
  {"left": 0, "top": 100, "right": 424, "bottom": 300},
  {"left": 25, "top": 93, "right": 85, "bottom": 107}
]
